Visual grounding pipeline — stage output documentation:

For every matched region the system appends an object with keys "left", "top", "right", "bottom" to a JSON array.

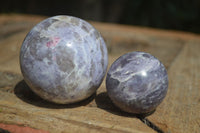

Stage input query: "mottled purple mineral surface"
[
  {"left": 20, "top": 15, "right": 108, "bottom": 104},
  {"left": 106, "top": 52, "right": 168, "bottom": 114}
]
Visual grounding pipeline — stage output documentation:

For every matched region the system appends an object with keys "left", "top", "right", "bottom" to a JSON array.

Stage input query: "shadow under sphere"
[
  {"left": 14, "top": 80, "right": 96, "bottom": 109},
  {"left": 95, "top": 92, "right": 155, "bottom": 118}
]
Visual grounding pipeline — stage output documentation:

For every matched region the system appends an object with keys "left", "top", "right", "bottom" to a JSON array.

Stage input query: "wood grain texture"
[
  {"left": 148, "top": 40, "right": 200, "bottom": 133},
  {"left": 0, "top": 14, "right": 200, "bottom": 133}
]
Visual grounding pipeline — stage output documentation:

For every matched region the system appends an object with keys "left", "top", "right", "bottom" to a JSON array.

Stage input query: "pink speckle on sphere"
[{"left": 46, "top": 37, "right": 60, "bottom": 48}]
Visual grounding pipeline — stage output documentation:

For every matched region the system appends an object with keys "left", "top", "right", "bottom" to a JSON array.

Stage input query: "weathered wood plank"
[
  {"left": 0, "top": 85, "right": 156, "bottom": 133},
  {"left": 0, "top": 14, "right": 200, "bottom": 133}
]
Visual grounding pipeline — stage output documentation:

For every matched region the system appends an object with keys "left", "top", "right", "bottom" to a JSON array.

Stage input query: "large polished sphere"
[{"left": 20, "top": 15, "right": 108, "bottom": 104}]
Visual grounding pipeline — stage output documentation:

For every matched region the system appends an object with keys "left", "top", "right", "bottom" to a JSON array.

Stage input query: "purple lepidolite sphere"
[
  {"left": 20, "top": 15, "right": 108, "bottom": 104},
  {"left": 106, "top": 52, "right": 168, "bottom": 114}
]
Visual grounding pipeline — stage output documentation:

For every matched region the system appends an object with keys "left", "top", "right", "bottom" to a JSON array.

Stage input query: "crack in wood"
[{"left": 139, "top": 117, "right": 164, "bottom": 133}]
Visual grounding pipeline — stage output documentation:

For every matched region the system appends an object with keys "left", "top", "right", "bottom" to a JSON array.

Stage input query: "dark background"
[{"left": 1, "top": 0, "right": 200, "bottom": 33}]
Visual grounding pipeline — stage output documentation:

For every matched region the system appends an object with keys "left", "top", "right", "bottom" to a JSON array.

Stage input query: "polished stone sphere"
[
  {"left": 106, "top": 52, "right": 168, "bottom": 114},
  {"left": 20, "top": 15, "right": 108, "bottom": 104}
]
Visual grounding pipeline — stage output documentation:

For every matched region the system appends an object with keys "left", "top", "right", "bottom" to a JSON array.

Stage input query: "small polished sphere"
[
  {"left": 20, "top": 15, "right": 108, "bottom": 104},
  {"left": 106, "top": 52, "right": 168, "bottom": 114}
]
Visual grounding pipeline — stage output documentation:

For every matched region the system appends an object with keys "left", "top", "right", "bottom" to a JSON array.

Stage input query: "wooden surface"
[{"left": 0, "top": 14, "right": 200, "bottom": 133}]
